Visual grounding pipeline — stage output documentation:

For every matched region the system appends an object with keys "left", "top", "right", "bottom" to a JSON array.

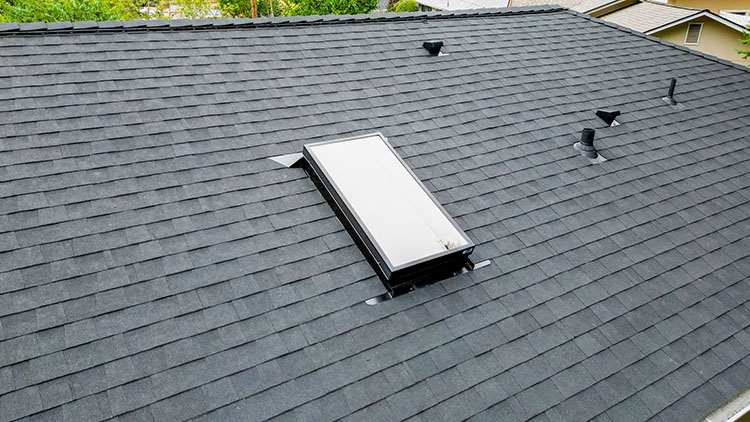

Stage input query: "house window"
[{"left": 684, "top": 22, "right": 703, "bottom": 45}]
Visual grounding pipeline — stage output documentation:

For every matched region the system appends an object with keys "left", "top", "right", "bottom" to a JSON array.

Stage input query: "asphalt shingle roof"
[{"left": 1, "top": 6, "right": 750, "bottom": 422}]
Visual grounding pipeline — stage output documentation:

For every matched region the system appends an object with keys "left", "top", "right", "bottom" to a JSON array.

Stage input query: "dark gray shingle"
[{"left": 0, "top": 6, "right": 749, "bottom": 422}]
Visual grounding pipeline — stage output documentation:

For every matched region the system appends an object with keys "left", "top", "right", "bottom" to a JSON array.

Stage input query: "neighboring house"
[
  {"left": 666, "top": 0, "right": 750, "bottom": 15},
  {"left": 415, "top": 0, "right": 508, "bottom": 12},
  {"left": 2, "top": 6, "right": 750, "bottom": 422},
  {"left": 508, "top": 0, "right": 629, "bottom": 13},
  {"left": 665, "top": 0, "right": 750, "bottom": 37},
  {"left": 510, "top": 0, "right": 749, "bottom": 65},
  {"left": 599, "top": 1, "right": 749, "bottom": 65},
  {"left": 720, "top": 10, "right": 750, "bottom": 28},
  {"left": 512, "top": 0, "right": 750, "bottom": 19}
]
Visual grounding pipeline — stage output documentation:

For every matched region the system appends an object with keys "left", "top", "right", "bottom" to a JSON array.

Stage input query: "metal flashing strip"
[
  {"left": 364, "top": 259, "right": 492, "bottom": 305},
  {"left": 662, "top": 97, "right": 685, "bottom": 109},
  {"left": 268, "top": 152, "right": 304, "bottom": 168},
  {"left": 573, "top": 143, "right": 608, "bottom": 164}
]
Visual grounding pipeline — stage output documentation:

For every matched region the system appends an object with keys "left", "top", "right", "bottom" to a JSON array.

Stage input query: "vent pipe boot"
[
  {"left": 423, "top": 41, "right": 443, "bottom": 56},
  {"left": 596, "top": 109, "right": 620, "bottom": 127},
  {"left": 576, "top": 128, "right": 598, "bottom": 159},
  {"left": 574, "top": 128, "right": 606, "bottom": 163},
  {"left": 662, "top": 78, "right": 678, "bottom": 106}
]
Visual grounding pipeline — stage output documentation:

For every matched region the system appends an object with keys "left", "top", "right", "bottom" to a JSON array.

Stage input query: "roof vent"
[
  {"left": 596, "top": 109, "right": 620, "bottom": 127},
  {"left": 574, "top": 128, "right": 607, "bottom": 164},
  {"left": 423, "top": 41, "right": 444, "bottom": 56},
  {"left": 662, "top": 78, "right": 678, "bottom": 106}
]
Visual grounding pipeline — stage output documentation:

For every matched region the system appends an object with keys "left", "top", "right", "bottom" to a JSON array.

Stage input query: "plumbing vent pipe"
[
  {"left": 574, "top": 128, "right": 607, "bottom": 163},
  {"left": 423, "top": 41, "right": 443, "bottom": 56},
  {"left": 596, "top": 109, "right": 620, "bottom": 127},
  {"left": 662, "top": 78, "right": 678, "bottom": 106}
]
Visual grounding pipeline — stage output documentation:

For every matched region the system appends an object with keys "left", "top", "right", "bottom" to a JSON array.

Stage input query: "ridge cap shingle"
[{"left": 0, "top": 5, "right": 564, "bottom": 35}]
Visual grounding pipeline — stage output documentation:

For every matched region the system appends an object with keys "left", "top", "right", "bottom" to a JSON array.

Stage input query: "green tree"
[
  {"left": 739, "top": 25, "right": 750, "bottom": 63},
  {"left": 0, "top": 0, "right": 377, "bottom": 22},
  {"left": 393, "top": 0, "right": 417, "bottom": 12},
  {"left": 220, "top": 0, "right": 280, "bottom": 17},
  {"left": 0, "top": 0, "right": 129, "bottom": 22},
  {"left": 281, "top": 0, "right": 377, "bottom": 16},
  {"left": 158, "top": 0, "right": 215, "bottom": 18}
]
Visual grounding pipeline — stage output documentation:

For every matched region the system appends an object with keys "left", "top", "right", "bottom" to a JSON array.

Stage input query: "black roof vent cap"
[
  {"left": 596, "top": 109, "right": 620, "bottom": 127},
  {"left": 574, "top": 128, "right": 607, "bottom": 164},
  {"left": 423, "top": 41, "right": 445, "bottom": 56}
]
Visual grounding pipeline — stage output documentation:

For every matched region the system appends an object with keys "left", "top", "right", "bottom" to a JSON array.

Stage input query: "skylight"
[{"left": 303, "top": 133, "right": 474, "bottom": 293}]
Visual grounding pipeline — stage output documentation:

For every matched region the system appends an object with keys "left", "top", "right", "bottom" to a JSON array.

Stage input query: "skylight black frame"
[{"left": 302, "top": 133, "right": 475, "bottom": 293}]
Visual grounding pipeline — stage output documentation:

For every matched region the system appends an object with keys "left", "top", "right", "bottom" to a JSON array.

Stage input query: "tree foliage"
[
  {"left": 220, "top": 0, "right": 277, "bottom": 18},
  {"left": 0, "top": 0, "right": 379, "bottom": 22},
  {"left": 0, "top": 0, "right": 130, "bottom": 22},
  {"left": 281, "top": 0, "right": 377, "bottom": 16},
  {"left": 393, "top": 0, "right": 417, "bottom": 12},
  {"left": 158, "top": 0, "right": 216, "bottom": 18},
  {"left": 739, "top": 25, "right": 750, "bottom": 63}
]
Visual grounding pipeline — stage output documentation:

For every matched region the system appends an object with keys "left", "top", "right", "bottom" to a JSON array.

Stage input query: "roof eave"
[
  {"left": 585, "top": 0, "right": 639, "bottom": 17},
  {"left": 645, "top": 9, "right": 748, "bottom": 35}
]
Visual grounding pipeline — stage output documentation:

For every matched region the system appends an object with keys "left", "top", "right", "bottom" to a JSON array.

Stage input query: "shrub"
[
  {"left": 282, "top": 0, "right": 378, "bottom": 16},
  {"left": 739, "top": 25, "right": 750, "bottom": 63},
  {"left": 393, "top": 0, "right": 417, "bottom": 12}
]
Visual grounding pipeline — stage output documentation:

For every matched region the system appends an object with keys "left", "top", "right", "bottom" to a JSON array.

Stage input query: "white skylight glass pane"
[{"left": 306, "top": 134, "right": 469, "bottom": 268}]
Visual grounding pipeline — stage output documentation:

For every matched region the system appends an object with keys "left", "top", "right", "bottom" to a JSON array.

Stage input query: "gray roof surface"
[{"left": 1, "top": 6, "right": 750, "bottom": 422}]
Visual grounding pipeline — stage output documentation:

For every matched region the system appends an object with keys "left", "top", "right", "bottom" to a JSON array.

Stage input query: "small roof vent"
[
  {"left": 423, "top": 41, "right": 444, "bottom": 56},
  {"left": 574, "top": 128, "right": 607, "bottom": 164},
  {"left": 303, "top": 133, "right": 474, "bottom": 295},
  {"left": 662, "top": 78, "right": 680, "bottom": 106},
  {"left": 596, "top": 109, "right": 620, "bottom": 127}
]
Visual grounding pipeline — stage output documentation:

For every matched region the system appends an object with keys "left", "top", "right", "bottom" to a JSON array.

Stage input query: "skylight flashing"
[
  {"left": 268, "top": 152, "right": 303, "bottom": 167},
  {"left": 364, "top": 258, "right": 492, "bottom": 304}
]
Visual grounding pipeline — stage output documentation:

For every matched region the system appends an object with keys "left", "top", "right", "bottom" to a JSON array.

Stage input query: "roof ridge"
[
  {"left": 564, "top": 8, "right": 750, "bottom": 73},
  {"left": 0, "top": 6, "right": 564, "bottom": 35}
]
